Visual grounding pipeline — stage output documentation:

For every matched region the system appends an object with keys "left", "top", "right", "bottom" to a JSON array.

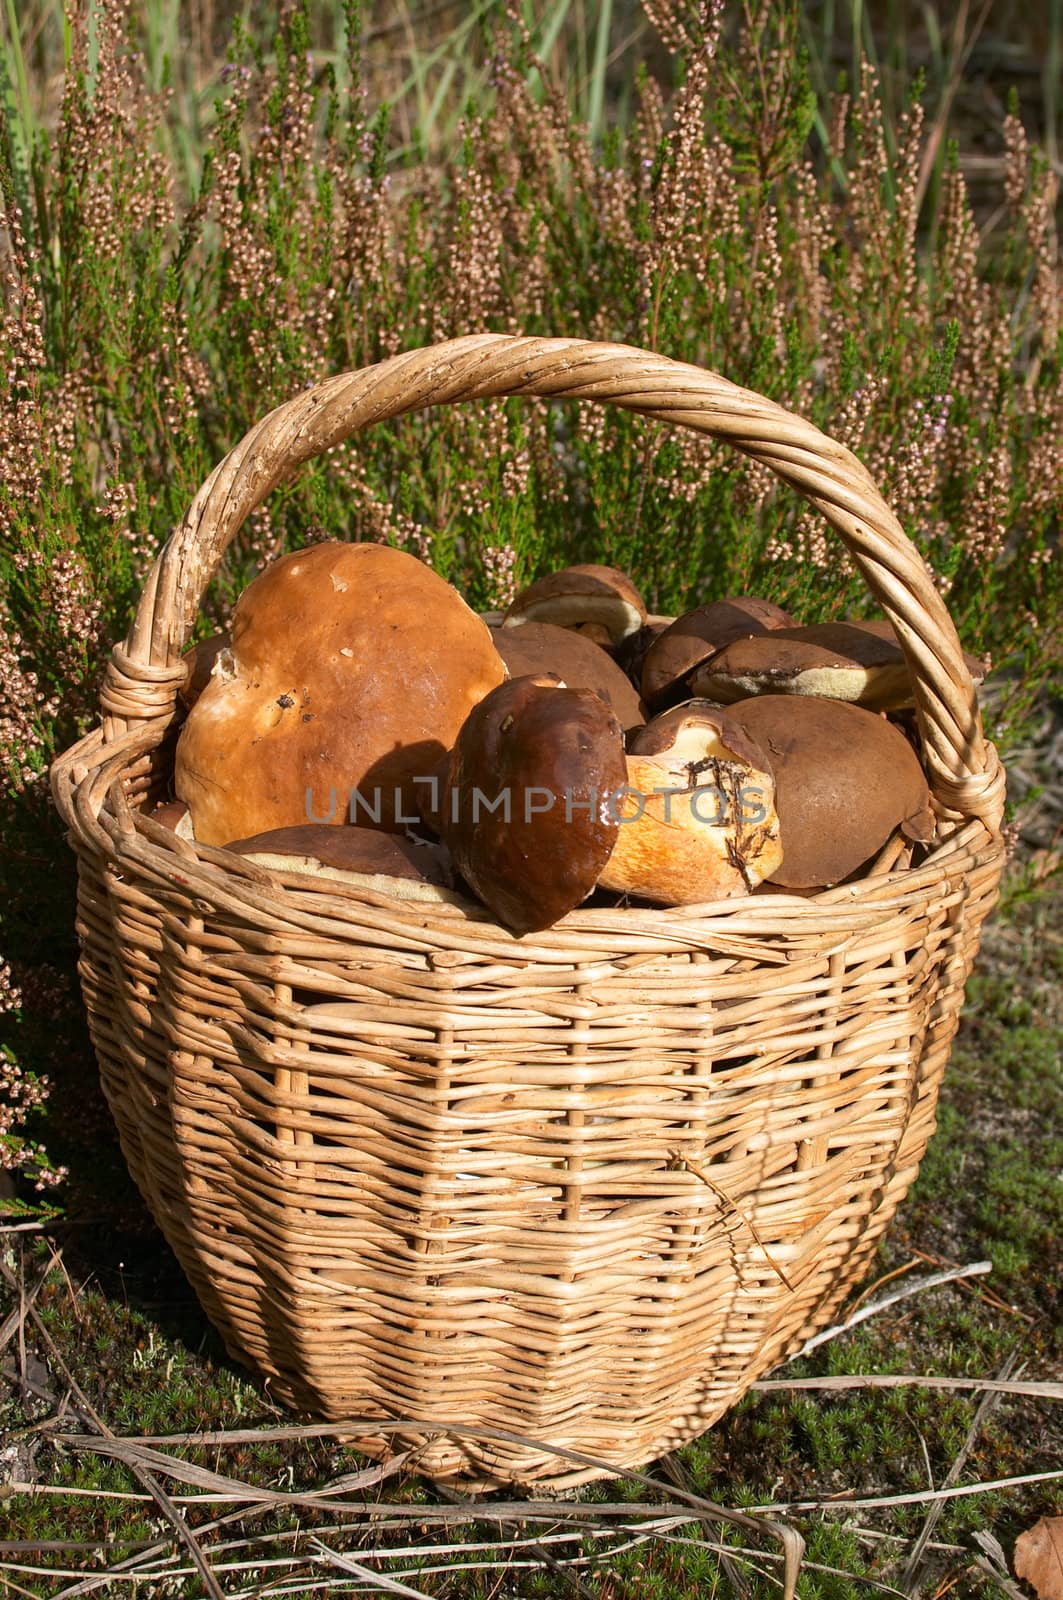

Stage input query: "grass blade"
[{"left": 587, "top": 0, "right": 613, "bottom": 144}]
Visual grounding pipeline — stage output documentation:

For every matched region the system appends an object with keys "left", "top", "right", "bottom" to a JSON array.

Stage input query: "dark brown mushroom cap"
[
  {"left": 691, "top": 621, "right": 909, "bottom": 708},
  {"left": 225, "top": 824, "right": 456, "bottom": 899},
  {"left": 627, "top": 698, "right": 774, "bottom": 780},
  {"left": 640, "top": 596, "right": 795, "bottom": 709},
  {"left": 491, "top": 620, "right": 647, "bottom": 730},
  {"left": 615, "top": 619, "right": 670, "bottom": 688},
  {"left": 441, "top": 674, "right": 626, "bottom": 935},
  {"left": 726, "top": 695, "right": 935, "bottom": 888},
  {"left": 179, "top": 633, "right": 231, "bottom": 712},
  {"left": 693, "top": 619, "right": 987, "bottom": 711},
  {"left": 503, "top": 564, "right": 647, "bottom": 645}
]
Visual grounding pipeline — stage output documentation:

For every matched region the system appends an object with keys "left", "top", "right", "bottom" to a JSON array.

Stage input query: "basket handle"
[{"left": 102, "top": 334, "right": 1004, "bottom": 832}]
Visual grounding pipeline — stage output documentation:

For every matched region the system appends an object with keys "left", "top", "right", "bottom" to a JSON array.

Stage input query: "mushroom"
[
  {"left": 224, "top": 824, "right": 458, "bottom": 900},
  {"left": 615, "top": 619, "right": 670, "bottom": 691},
  {"left": 725, "top": 695, "right": 935, "bottom": 888},
  {"left": 692, "top": 618, "right": 988, "bottom": 710},
  {"left": 491, "top": 620, "right": 647, "bottom": 731},
  {"left": 502, "top": 564, "right": 647, "bottom": 647},
  {"left": 145, "top": 799, "right": 195, "bottom": 840},
  {"left": 640, "top": 596, "right": 795, "bottom": 710},
  {"left": 440, "top": 674, "right": 627, "bottom": 934},
  {"left": 179, "top": 633, "right": 231, "bottom": 713},
  {"left": 599, "top": 701, "right": 783, "bottom": 904},
  {"left": 174, "top": 541, "right": 507, "bottom": 845}
]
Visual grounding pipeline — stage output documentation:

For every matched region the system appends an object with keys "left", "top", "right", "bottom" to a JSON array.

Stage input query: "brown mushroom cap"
[
  {"left": 441, "top": 674, "right": 626, "bottom": 934},
  {"left": 615, "top": 619, "right": 670, "bottom": 689},
  {"left": 725, "top": 695, "right": 935, "bottom": 888},
  {"left": 691, "top": 620, "right": 909, "bottom": 709},
  {"left": 179, "top": 633, "right": 231, "bottom": 713},
  {"left": 225, "top": 824, "right": 457, "bottom": 900},
  {"left": 491, "top": 620, "right": 647, "bottom": 730},
  {"left": 628, "top": 697, "right": 775, "bottom": 776},
  {"left": 503, "top": 564, "right": 647, "bottom": 645},
  {"left": 692, "top": 618, "right": 987, "bottom": 711},
  {"left": 145, "top": 799, "right": 195, "bottom": 840},
  {"left": 174, "top": 542, "right": 506, "bottom": 845},
  {"left": 599, "top": 708, "right": 783, "bottom": 905},
  {"left": 640, "top": 596, "right": 795, "bottom": 709}
]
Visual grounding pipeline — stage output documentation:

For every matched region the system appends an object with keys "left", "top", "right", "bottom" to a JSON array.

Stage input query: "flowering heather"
[{"left": 0, "top": 0, "right": 1060, "bottom": 1200}]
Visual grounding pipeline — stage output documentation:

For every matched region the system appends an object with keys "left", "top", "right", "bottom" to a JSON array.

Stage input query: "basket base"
[{"left": 238, "top": 1224, "right": 890, "bottom": 1491}]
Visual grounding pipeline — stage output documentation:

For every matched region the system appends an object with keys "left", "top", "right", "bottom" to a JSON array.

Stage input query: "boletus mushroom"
[
  {"left": 640, "top": 596, "right": 795, "bottom": 710},
  {"left": 145, "top": 799, "right": 195, "bottom": 840},
  {"left": 179, "top": 633, "right": 231, "bottom": 713},
  {"left": 726, "top": 695, "right": 935, "bottom": 888},
  {"left": 440, "top": 674, "right": 626, "bottom": 935},
  {"left": 491, "top": 619, "right": 647, "bottom": 731},
  {"left": 503, "top": 564, "right": 647, "bottom": 647},
  {"left": 599, "top": 700, "right": 783, "bottom": 904},
  {"left": 615, "top": 619, "right": 670, "bottom": 690},
  {"left": 174, "top": 542, "right": 506, "bottom": 845},
  {"left": 692, "top": 618, "right": 987, "bottom": 711},
  {"left": 225, "top": 824, "right": 458, "bottom": 900}
]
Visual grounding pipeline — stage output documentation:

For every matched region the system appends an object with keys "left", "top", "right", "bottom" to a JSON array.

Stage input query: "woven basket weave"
[{"left": 51, "top": 335, "right": 1007, "bottom": 1489}]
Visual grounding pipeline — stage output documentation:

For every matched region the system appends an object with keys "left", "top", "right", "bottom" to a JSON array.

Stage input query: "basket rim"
[{"left": 53, "top": 715, "right": 1005, "bottom": 952}]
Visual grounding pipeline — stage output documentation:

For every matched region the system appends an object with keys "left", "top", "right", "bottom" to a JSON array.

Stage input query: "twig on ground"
[
  {"left": 902, "top": 1351, "right": 1024, "bottom": 1596},
  {"left": 849, "top": 1527, "right": 966, "bottom": 1555},
  {"left": 969, "top": 1554, "right": 1030, "bottom": 1600},
  {"left": 846, "top": 1257, "right": 923, "bottom": 1315},
  {"left": 753, "top": 1375, "right": 1063, "bottom": 1400},
  {"left": 0, "top": 1260, "right": 48, "bottom": 1359},
  {"left": 309, "top": 1539, "right": 436, "bottom": 1599},
  {"left": 786, "top": 1261, "right": 993, "bottom": 1359},
  {"left": 910, "top": 1247, "right": 1035, "bottom": 1321},
  {"left": 49, "top": 1420, "right": 805, "bottom": 1600},
  {"left": 751, "top": 1466, "right": 1063, "bottom": 1513},
  {"left": 969, "top": 1532, "right": 1029, "bottom": 1600}
]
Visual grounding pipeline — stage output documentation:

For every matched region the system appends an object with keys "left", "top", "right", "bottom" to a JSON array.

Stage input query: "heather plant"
[{"left": 0, "top": 0, "right": 1060, "bottom": 1201}]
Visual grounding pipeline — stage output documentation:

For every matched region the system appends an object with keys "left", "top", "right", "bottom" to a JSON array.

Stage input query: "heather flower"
[{"left": 481, "top": 543, "right": 520, "bottom": 610}]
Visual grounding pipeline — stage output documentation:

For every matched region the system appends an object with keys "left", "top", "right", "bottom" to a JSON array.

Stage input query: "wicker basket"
[{"left": 51, "top": 335, "right": 1007, "bottom": 1490}]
